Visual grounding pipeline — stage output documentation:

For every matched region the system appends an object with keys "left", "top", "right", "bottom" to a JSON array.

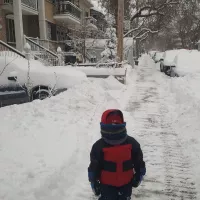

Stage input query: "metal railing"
[
  {"left": 26, "top": 37, "right": 65, "bottom": 53},
  {"left": 24, "top": 36, "right": 59, "bottom": 66},
  {"left": 55, "top": 1, "right": 82, "bottom": 20},
  {"left": 3, "top": 0, "right": 38, "bottom": 11},
  {"left": 21, "top": 0, "right": 38, "bottom": 11},
  {"left": 0, "top": 40, "right": 25, "bottom": 58}
]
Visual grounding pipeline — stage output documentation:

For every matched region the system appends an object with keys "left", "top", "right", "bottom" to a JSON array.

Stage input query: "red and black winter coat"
[{"left": 88, "top": 136, "right": 146, "bottom": 187}]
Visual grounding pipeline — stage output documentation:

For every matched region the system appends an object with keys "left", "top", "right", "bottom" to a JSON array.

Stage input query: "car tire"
[{"left": 32, "top": 89, "right": 50, "bottom": 100}]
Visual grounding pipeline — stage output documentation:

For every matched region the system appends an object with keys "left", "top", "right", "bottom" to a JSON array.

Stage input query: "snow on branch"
[
  {"left": 123, "top": 19, "right": 146, "bottom": 37},
  {"left": 131, "top": 0, "right": 179, "bottom": 21},
  {"left": 133, "top": 28, "right": 159, "bottom": 40},
  {"left": 140, "top": 34, "right": 149, "bottom": 42}
]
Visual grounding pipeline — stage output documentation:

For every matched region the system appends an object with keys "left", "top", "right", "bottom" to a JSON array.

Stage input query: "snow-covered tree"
[{"left": 101, "top": 27, "right": 117, "bottom": 62}]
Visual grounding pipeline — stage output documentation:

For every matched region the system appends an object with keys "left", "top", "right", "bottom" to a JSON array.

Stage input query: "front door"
[{"left": 6, "top": 17, "right": 16, "bottom": 48}]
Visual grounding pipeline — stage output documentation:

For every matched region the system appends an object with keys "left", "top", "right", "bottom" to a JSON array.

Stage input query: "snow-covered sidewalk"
[{"left": 0, "top": 55, "right": 199, "bottom": 200}]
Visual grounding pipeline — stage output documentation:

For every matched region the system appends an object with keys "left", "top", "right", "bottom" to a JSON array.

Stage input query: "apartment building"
[{"left": 0, "top": 0, "right": 95, "bottom": 52}]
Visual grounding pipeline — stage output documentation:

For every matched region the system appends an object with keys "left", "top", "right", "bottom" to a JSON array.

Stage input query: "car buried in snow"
[
  {"left": 149, "top": 50, "right": 158, "bottom": 58},
  {"left": 167, "top": 50, "right": 200, "bottom": 77},
  {"left": 160, "top": 49, "right": 187, "bottom": 75},
  {"left": 0, "top": 55, "right": 87, "bottom": 107},
  {"left": 153, "top": 52, "right": 164, "bottom": 63}
]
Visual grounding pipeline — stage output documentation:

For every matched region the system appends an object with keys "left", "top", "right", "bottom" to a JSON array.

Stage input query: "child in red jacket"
[{"left": 88, "top": 109, "right": 146, "bottom": 200}]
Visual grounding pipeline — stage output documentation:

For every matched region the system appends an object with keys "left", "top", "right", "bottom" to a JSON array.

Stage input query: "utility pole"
[
  {"left": 135, "top": 0, "right": 140, "bottom": 59},
  {"left": 117, "top": 0, "right": 124, "bottom": 62}
]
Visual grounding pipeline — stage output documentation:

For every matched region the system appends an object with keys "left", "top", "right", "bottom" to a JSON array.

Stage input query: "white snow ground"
[{"left": 0, "top": 56, "right": 199, "bottom": 200}]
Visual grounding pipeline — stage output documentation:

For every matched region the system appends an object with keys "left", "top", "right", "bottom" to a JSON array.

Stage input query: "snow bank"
[
  {"left": 171, "top": 77, "right": 200, "bottom": 197},
  {"left": 72, "top": 66, "right": 126, "bottom": 76},
  {"left": 90, "top": 76, "right": 125, "bottom": 90},
  {"left": 156, "top": 70, "right": 200, "bottom": 198},
  {"left": 0, "top": 74, "right": 128, "bottom": 200}
]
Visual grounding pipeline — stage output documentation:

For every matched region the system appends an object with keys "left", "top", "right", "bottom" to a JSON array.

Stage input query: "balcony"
[
  {"left": 54, "top": 1, "right": 82, "bottom": 26},
  {"left": 3, "top": 0, "right": 38, "bottom": 15},
  {"left": 85, "top": 16, "right": 98, "bottom": 31}
]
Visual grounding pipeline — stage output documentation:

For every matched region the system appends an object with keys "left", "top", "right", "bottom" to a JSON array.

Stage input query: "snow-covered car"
[
  {"left": 160, "top": 49, "right": 187, "bottom": 75},
  {"left": 149, "top": 51, "right": 158, "bottom": 58},
  {"left": 153, "top": 52, "right": 164, "bottom": 63},
  {"left": 0, "top": 56, "right": 87, "bottom": 107},
  {"left": 169, "top": 50, "right": 200, "bottom": 77}
]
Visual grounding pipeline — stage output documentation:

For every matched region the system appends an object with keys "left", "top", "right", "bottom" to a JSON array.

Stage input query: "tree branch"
[
  {"left": 140, "top": 34, "right": 149, "bottom": 42},
  {"left": 123, "top": 19, "right": 146, "bottom": 38},
  {"left": 131, "top": 0, "right": 179, "bottom": 22},
  {"left": 133, "top": 28, "right": 159, "bottom": 40}
]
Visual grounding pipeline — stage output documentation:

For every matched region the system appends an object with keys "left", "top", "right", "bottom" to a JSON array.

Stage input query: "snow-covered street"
[{"left": 0, "top": 55, "right": 199, "bottom": 200}]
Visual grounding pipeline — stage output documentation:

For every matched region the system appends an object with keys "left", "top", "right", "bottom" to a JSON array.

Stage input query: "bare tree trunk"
[
  {"left": 115, "top": 5, "right": 118, "bottom": 37},
  {"left": 135, "top": 0, "right": 140, "bottom": 59}
]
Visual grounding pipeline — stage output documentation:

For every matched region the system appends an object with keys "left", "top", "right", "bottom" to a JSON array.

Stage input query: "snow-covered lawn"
[{"left": 0, "top": 56, "right": 200, "bottom": 200}]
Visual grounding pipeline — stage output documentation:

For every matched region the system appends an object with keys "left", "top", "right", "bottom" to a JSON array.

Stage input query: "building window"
[
  {"left": 57, "top": 29, "right": 64, "bottom": 41},
  {"left": 6, "top": 18, "right": 16, "bottom": 45},
  {"left": 47, "top": 22, "right": 52, "bottom": 40}
]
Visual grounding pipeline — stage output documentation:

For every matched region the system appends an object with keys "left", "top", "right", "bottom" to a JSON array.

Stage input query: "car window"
[{"left": 0, "top": 60, "right": 15, "bottom": 77}]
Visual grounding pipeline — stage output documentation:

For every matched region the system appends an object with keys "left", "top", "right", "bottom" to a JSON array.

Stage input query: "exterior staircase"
[{"left": 24, "top": 36, "right": 59, "bottom": 66}]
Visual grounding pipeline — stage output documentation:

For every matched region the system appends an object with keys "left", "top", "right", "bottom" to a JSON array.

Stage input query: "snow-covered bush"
[{"left": 101, "top": 27, "right": 117, "bottom": 63}]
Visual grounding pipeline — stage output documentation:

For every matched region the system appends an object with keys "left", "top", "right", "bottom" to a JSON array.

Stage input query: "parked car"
[
  {"left": 0, "top": 55, "right": 87, "bottom": 107},
  {"left": 64, "top": 52, "right": 77, "bottom": 65},
  {"left": 153, "top": 52, "right": 164, "bottom": 63},
  {"left": 160, "top": 49, "right": 187, "bottom": 75},
  {"left": 168, "top": 50, "right": 200, "bottom": 77}
]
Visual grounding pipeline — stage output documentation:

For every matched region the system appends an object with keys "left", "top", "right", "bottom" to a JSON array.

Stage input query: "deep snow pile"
[
  {"left": 1, "top": 55, "right": 200, "bottom": 200},
  {"left": 0, "top": 74, "right": 132, "bottom": 200},
  {"left": 168, "top": 75, "right": 200, "bottom": 195},
  {"left": 154, "top": 58, "right": 200, "bottom": 199}
]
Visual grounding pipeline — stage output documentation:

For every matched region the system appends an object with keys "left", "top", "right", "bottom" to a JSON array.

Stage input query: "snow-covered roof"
[
  {"left": 83, "top": 0, "right": 93, "bottom": 7},
  {"left": 91, "top": 6, "right": 104, "bottom": 15},
  {"left": 163, "top": 49, "right": 187, "bottom": 66},
  {"left": 90, "top": 0, "right": 106, "bottom": 14}
]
